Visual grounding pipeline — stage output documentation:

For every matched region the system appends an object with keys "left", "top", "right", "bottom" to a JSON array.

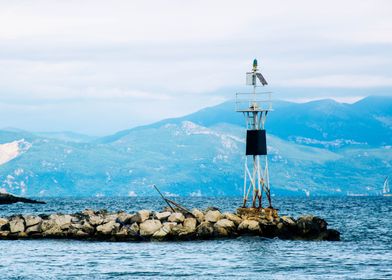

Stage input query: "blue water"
[{"left": 0, "top": 197, "right": 391, "bottom": 279}]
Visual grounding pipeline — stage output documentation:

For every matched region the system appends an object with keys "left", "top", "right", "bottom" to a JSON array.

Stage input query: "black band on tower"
[{"left": 246, "top": 129, "right": 267, "bottom": 155}]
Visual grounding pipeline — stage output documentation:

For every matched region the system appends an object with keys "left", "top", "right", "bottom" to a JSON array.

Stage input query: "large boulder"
[
  {"left": 103, "top": 214, "right": 118, "bottom": 224},
  {"left": 155, "top": 212, "right": 171, "bottom": 221},
  {"left": 80, "top": 221, "right": 95, "bottom": 234},
  {"left": 183, "top": 218, "right": 197, "bottom": 233},
  {"left": 196, "top": 222, "right": 214, "bottom": 238},
  {"left": 139, "top": 220, "right": 162, "bottom": 237},
  {"left": 40, "top": 220, "right": 56, "bottom": 232},
  {"left": 9, "top": 217, "right": 25, "bottom": 233},
  {"left": 238, "top": 220, "right": 261, "bottom": 234},
  {"left": 204, "top": 210, "right": 222, "bottom": 223},
  {"left": 152, "top": 223, "right": 174, "bottom": 239},
  {"left": 96, "top": 221, "right": 120, "bottom": 235},
  {"left": 24, "top": 216, "right": 42, "bottom": 227},
  {"left": 50, "top": 214, "right": 73, "bottom": 230},
  {"left": 296, "top": 216, "right": 327, "bottom": 235},
  {"left": 191, "top": 209, "right": 204, "bottom": 223},
  {"left": 26, "top": 224, "right": 41, "bottom": 234},
  {"left": 116, "top": 212, "right": 134, "bottom": 225},
  {"left": 168, "top": 212, "right": 185, "bottom": 223},
  {"left": 130, "top": 210, "right": 151, "bottom": 224},
  {"left": 88, "top": 215, "right": 105, "bottom": 226},
  {"left": 42, "top": 224, "right": 63, "bottom": 237},
  {"left": 223, "top": 213, "right": 242, "bottom": 226},
  {"left": 81, "top": 209, "right": 95, "bottom": 216},
  {"left": 214, "top": 219, "right": 236, "bottom": 237},
  {"left": 281, "top": 216, "right": 296, "bottom": 226}
]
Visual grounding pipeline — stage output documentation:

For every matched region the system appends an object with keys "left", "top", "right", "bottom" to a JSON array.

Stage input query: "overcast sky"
[{"left": 0, "top": 0, "right": 391, "bottom": 135}]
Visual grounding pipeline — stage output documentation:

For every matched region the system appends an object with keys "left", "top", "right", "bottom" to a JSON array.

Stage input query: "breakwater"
[{"left": 0, "top": 207, "right": 340, "bottom": 241}]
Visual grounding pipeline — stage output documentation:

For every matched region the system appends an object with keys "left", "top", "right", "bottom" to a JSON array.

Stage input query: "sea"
[{"left": 0, "top": 196, "right": 391, "bottom": 280}]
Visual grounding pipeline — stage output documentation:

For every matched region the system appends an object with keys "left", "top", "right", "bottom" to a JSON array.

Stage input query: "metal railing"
[{"left": 235, "top": 92, "right": 273, "bottom": 112}]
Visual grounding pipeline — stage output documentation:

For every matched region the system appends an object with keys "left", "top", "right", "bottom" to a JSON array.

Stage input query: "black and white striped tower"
[{"left": 236, "top": 59, "right": 272, "bottom": 208}]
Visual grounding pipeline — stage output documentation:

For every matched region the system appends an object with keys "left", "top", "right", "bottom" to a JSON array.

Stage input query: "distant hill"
[{"left": 0, "top": 96, "right": 391, "bottom": 197}]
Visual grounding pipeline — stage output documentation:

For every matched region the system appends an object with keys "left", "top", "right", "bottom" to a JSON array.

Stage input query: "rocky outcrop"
[
  {"left": 0, "top": 193, "right": 45, "bottom": 204},
  {"left": 0, "top": 207, "right": 340, "bottom": 242}
]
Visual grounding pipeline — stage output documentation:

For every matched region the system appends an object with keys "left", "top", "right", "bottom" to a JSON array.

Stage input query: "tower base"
[{"left": 237, "top": 207, "right": 279, "bottom": 221}]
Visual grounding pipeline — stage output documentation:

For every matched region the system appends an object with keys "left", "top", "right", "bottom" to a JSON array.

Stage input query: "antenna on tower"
[{"left": 236, "top": 58, "right": 273, "bottom": 209}]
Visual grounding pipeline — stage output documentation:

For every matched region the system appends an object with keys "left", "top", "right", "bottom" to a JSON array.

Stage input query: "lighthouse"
[{"left": 236, "top": 59, "right": 273, "bottom": 209}]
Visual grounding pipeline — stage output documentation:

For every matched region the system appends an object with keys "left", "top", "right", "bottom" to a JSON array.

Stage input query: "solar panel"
[{"left": 256, "top": 73, "right": 268, "bottom": 86}]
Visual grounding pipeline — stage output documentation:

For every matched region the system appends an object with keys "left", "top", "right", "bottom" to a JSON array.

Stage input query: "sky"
[{"left": 0, "top": 0, "right": 391, "bottom": 135}]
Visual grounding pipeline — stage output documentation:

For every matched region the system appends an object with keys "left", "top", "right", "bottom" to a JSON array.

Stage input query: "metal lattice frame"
[{"left": 236, "top": 62, "right": 272, "bottom": 208}]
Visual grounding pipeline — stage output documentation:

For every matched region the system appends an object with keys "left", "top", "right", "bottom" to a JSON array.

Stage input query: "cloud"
[
  {"left": 284, "top": 75, "right": 392, "bottom": 88},
  {"left": 0, "top": 0, "right": 391, "bottom": 133}
]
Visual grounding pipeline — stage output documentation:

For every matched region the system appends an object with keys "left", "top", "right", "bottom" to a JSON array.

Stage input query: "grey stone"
[
  {"left": 204, "top": 210, "right": 222, "bottom": 223},
  {"left": 130, "top": 210, "right": 151, "bottom": 223},
  {"left": 9, "top": 217, "right": 25, "bottom": 233},
  {"left": 168, "top": 212, "right": 185, "bottom": 223},
  {"left": 223, "top": 213, "right": 242, "bottom": 226},
  {"left": 24, "top": 216, "right": 42, "bottom": 227},
  {"left": 191, "top": 209, "right": 204, "bottom": 223},
  {"left": 196, "top": 222, "right": 214, "bottom": 238},
  {"left": 96, "top": 221, "right": 120, "bottom": 235},
  {"left": 238, "top": 220, "right": 261, "bottom": 233},
  {"left": 139, "top": 220, "right": 162, "bottom": 237},
  {"left": 26, "top": 224, "right": 41, "bottom": 234},
  {"left": 183, "top": 218, "right": 197, "bottom": 232},
  {"left": 155, "top": 211, "right": 171, "bottom": 221}
]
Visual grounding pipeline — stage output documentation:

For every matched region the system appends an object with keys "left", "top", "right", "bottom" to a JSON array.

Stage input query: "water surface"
[{"left": 0, "top": 197, "right": 391, "bottom": 279}]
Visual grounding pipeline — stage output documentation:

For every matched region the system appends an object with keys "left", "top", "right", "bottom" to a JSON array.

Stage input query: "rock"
[
  {"left": 152, "top": 223, "right": 173, "bottom": 239},
  {"left": 191, "top": 209, "right": 204, "bottom": 223},
  {"left": 115, "top": 226, "right": 132, "bottom": 238},
  {"left": 196, "top": 222, "right": 214, "bottom": 238},
  {"left": 162, "top": 222, "right": 177, "bottom": 229},
  {"left": 18, "top": 232, "right": 28, "bottom": 238},
  {"left": 223, "top": 213, "right": 242, "bottom": 226},
  {"left": 81, "top": 209, "right": 95, "bottom": 216},
  {"left": 50, "top": 214, "right": 73, "bottom": 230},
  {"left": 130, "top": 210, "right": 151, "bottom": 223},
  {"left": 324, "top": 229, "right": 340, "bottom": 241},
  {"left": 116, "top": 212, "right": 134, "bottom": 224},
  {"left": 281, "top": 216, "right": 296, "bottom": 226},
  {"left": 26, "top": 224, "right": 41, "bottom": 234},
  {"left": 297, "top": 216, "right": 327, "bottom": 235},
  {"left": 81, "top": 221, "right": 95, "bottom": 234},
  {"left": 0, "top": 231, "right": 10, "bottom": 237},
  {"left": 42, "top": 224, "right": 63, "bottom": 237},
  {"left": 183, "top": 218, "right": 197, "bottom": 232},
  {"left": 155, "top": 211, "right": 171, "bottom": 221},
  {"left": 103, "top": 214, "right": 118, "bottom": 224},
  {"left": 24, "top": 216, "right": 42, "bottom": 227},
  {"left": 40, "top": 220, "right": 56, "bottom": 232},
  {"left": 214, "top": 219, "right": 236, "bottom": 237},
  {"left": 129, "top": 223, "right": 140, "bottom": 236},
  {"left": 9, "top": 217, "right": 25, "bottom": 233},
  {"left": 168, "top": 212, "right": 185, "bottom": 223},
  {"left": 75, "top": 230, "right": 89, "bottom": 238},
  {"left": 0, "top": 218, "right": 9, "bottom": 231},
  {"left": 205, "top": 206, "right": 220, "bottom": 212},
  {"left": 88, "top": 215, "right": 105, "bottom": 226},
  {"left": 96, "top": 221, "right": 120, "bottom": 235},
  {"left": 139, "top": 220, "right": 162, "bottom": 237},
  {"left": 238, "top": 219, "right": 261, "bottom": 234},
  {"left": 204, "top": 210, "right": 222, "bottom": 223}
]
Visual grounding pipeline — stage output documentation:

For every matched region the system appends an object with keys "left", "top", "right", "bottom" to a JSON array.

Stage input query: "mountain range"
[{"left": 0, "top": 96, "right": 391, "bottom": 197}]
